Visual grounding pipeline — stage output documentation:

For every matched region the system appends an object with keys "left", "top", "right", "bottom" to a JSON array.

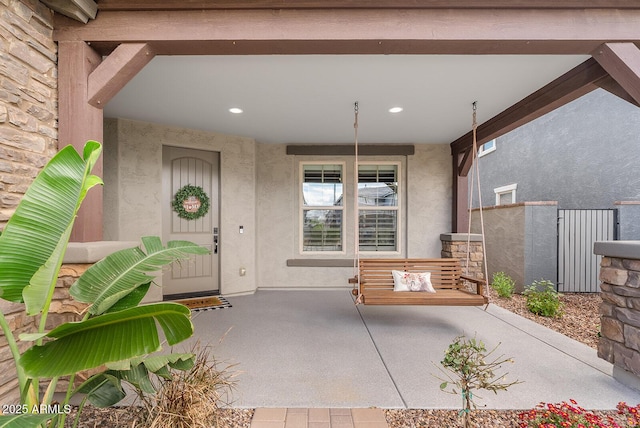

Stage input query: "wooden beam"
[
  {"left": 95, "top": 0, "right": 640, "bottom": 10},
  {"left": 54, "top": 9, "right": 640, "bottom": 56},
  {"left": 457, "top": 148, "right": 473, "bottom": 177},
  {"left": 595, "top": 75, "right": 640, "bottom": 108},
  {"left": 88, "top": 43, "right": 156, "bottom": 108},
  {"left": 58, "top": 41, "right": 104, "bottom": 242},
  {"left": 450, "top": 58, "right": 607, "bottom": 155},
  {"left": 452, "top": 153, "right": 469, "bottom": 233},
  {"left": 592, "top": 43, "right": 640, "bottom": 106}
]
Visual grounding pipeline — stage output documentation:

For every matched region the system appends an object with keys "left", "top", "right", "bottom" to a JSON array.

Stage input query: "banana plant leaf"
[
  {"left": 105, "top": 282, "right": 151, "bottom": 313},
  {"left": 0, "top": 142, "right": 102, "bottom": 307},
  {"left": 80, "top": 353, "right": 195, "bottom": 407},
  {"left": 142, "top": 352, "right": 195, "bottom": 374},
  {"left": 19, "top": 303, "right": 193, "bottom": 378},
  {"left": 70, "top": 236, "right": 210, "bottom": 315},
  {"left": 115, "top": 362, "right": 156, "bottom": 394},
  {"left": 76, "top": 373, "right": 126, "bottom": 408},
  {"left": 0, "top": 414, "right": 55, "bottom": 428},
  {"left": 106, "top": 352, "right": 195, "bottom": 376}
]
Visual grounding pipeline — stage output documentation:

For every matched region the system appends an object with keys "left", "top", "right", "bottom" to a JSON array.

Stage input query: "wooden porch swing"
[{"left": 349, "top": 102, "right": 489, "bottom": 306}]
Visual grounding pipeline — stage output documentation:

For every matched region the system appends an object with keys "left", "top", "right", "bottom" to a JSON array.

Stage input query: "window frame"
[
  {"left": 298, "top": 160, "right": 402, "bottom": 255},
  {"left": 357, "top": 161, "right": 401, "bottom": 254},
  {"left": 478, "top": 139, "right": 496, "bottom": 157},
  {"left": 299, "top": 161, "right": 346, "bottom": 254},
  {"left": 494, "top": 183, "right": 517, "bottom": 206}
]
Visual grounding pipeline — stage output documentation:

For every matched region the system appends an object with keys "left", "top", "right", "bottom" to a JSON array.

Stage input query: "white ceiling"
[{"left": 104, "top": 54, "right": 590, "bottom": 145}]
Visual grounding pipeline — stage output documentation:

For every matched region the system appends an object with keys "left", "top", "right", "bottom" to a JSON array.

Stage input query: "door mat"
[{"left": 175, "top": 296, "right": 232, "bottom": 312}]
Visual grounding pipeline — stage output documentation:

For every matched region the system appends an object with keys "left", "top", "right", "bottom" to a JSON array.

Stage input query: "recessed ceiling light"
[
  {"left": 229, "top": 107, "right": 243, "bottom": 114},
  {"left": 389, "top": 107, "right": 403, "bottom": 113}
]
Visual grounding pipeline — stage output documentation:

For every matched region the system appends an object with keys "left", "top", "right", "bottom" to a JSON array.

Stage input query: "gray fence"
[{"left": 557, "top": 209, "right": 618, "bottom": 293}]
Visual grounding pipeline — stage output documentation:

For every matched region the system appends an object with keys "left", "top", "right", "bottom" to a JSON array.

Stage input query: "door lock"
[{"left": 213, "top": 227, "right": 219, "bottom": 254}]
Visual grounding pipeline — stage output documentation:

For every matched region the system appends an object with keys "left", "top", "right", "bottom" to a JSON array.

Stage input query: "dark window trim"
[{"left": 287, "top": 144, "right": 414, "bottom": 156}]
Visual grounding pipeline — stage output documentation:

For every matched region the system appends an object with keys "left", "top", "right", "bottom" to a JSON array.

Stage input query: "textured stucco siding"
[
  {"left": 475, "top": 89, "right": 640, "bottom": 239},
  {"left": 105, "top": 118, "right": 452, "bottom": 292},
  {"left": 104, "top": 118, "right": 257, "bottom": 297}
]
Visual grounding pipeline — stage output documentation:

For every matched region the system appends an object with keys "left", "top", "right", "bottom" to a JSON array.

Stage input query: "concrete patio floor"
[{"left": 181, "top": 289, "right": 640, "bottom": 410}]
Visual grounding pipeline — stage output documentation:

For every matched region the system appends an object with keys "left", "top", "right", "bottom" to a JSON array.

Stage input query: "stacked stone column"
[
  {"left": 440, "top": 233, "right": 485, "bottom": 280},
  {"left": 0, "top": 265, "right": 90, "bottom": 403},
  {"left": 598, "top": 255, "right": 640, "bottom": 380}
]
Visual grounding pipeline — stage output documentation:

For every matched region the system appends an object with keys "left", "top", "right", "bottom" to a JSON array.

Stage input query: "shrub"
[
  {"left": 490, "top": 271, "right": 516, "bottom": 298},
  {"left": 437, "top": 335, "right": 521, "bottom": 428},
  {"left": 518, "top": 399, "right": 640, "bottom": 427},
  {"left": 0, "top": 142, "right": 208, "bottom": 427},
  {"left": 138, "top": 342, "right": 237, "bottom": 428},
  {"left": 524, "top": 279, "right": 563, "bottom": 318}
]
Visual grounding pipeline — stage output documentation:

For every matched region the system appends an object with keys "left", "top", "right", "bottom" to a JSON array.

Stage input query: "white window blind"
[
  {"left": 301, "top": 164, "right": 343, "bottom": 252},
  {"left": 358, "top": 164, "right": 398, "bottom": 252}
]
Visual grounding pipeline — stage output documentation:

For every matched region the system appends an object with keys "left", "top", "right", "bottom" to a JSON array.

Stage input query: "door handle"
[{"left": 213, "top": 227, "right": 219, "bottom": 254}]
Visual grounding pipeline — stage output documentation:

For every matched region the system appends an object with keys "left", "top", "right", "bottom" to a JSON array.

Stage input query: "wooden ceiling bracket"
[
  {"left": 88, "top": 43, "right": 156, "bottom": 108},
  {"left": 592, "top": 43, "right": 640, "bottom": 106},
  {"left": 456, "top": 147, "right": 473, "bottom": 177}
]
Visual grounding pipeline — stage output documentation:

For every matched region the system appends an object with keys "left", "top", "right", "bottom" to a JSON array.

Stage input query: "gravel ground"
[
  {"left": 487, "top": 288, "right": 601, "bottom": 350},
  {"left": 70, "top": 290, "right": 604, "bottom": 427},
  {"left": 64, "top": 406, "right": 255, "bottom": 427},
  {"left": 383, "top": 289, "right": 604, "bottom": 427}
]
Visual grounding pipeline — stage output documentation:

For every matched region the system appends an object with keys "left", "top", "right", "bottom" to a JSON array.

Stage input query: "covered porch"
[
  {"left": 182, "top": 289, "right": 640, "bottom": 409},
  {"left": 51, "top": 1, "right": 640, "bottom": 299}
]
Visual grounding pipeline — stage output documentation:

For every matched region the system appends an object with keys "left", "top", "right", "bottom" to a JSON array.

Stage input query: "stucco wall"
[
  {"left": 103, "top": 118, "right": 257, "bottom": 296},
  {"left": 472, "top": 204, "right": 526, "bottom": 290},
  {"left": 471, "top": 202, "right": 558, "bottom": 292},
  {"left": 523, "top": 203, "right": 558, "bottom": 286},
  {"left": 105, "top": 118, "right": 452, "bottom": 292},
  {"left": 474, "top": 90, "right": 640, "bottom": 238},
  {"left": 617, "top": 202, "right": 640, "bottom": 241},
  {"left": 408, "top": 144, "right": 451, "bottom": 257},
  {"left": 256, "top": 143, "right": 451, "bottom": 289}
]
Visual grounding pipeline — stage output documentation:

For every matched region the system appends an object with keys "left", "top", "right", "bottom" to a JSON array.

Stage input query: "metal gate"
[{"left": 558, "top": 209, "right": 618, "bottom": 292}]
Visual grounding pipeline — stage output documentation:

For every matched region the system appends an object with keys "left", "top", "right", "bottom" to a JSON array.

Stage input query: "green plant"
[
  {"left": 0, "top": 142, "right": 209, "bottom": 427},
  {"left": 437, "top": 335, "right": 521, "bottom": 428},
  {"left": 524, "top": 279, "right": 564, "bottom": 318},
  {"left": 518, "top": 399, "right": 640, "bottom": 427},
  {"left": 490, "top": 271, "right": 516, "bottom": 298}
]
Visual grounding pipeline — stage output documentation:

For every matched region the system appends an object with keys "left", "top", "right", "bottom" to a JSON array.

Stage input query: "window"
[
  {"left": 494, "top": 183, "right": 517, "bottom": 205},
  {"left": 300, "top": 161, "right": 401, "bottom": 254},
  {"left": 478, "top": 139, "right": 496, "bottom": 157},
  {"left": 358, "top": 164, "right": 398, "bottom": 252},
  {"left": 301, "top": 164, "right": 344, "bottom": 252}
]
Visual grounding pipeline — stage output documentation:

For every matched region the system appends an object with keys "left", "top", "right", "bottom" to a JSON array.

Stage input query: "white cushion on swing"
[{"left": 391, "top": 270, "right": 436, "bottom": 293}]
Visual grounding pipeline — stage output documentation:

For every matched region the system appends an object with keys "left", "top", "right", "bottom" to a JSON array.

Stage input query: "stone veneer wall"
[
  {"left": 0, "top": 0, "right": 59, "bottom": 405},
  {"left": 598, "top": 257, "right": 640, "bottom": 378},
  {"left": 0, "top": 0, "right": 58, "bottom": 228},
  {"left": 0, "top": 264, "right": 90, "bottom": 403},
  {"left": 595, "top": 241, "right": 640, "bottom": 390},
  {"left": 440, "top": 233, "right": 485, "bottom": 281}
]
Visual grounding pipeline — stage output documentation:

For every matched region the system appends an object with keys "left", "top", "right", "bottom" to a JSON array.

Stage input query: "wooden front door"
[{"left": 162, "top": 146, "right": 220, "bottom": 298}]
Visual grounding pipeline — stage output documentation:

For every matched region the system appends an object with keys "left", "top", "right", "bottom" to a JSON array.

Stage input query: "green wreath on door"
[{"left": 172, "top": 184, "right": 210, "bottom": 220}]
